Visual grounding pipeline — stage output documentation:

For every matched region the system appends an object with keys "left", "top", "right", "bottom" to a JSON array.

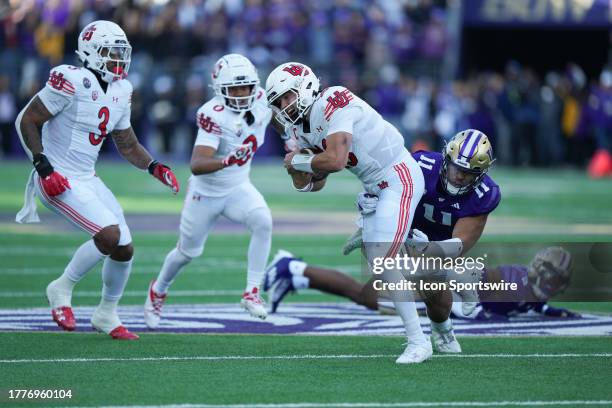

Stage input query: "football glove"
[
  {"left": 406, "top": 228, "right": 430, "bottom": 253},
  {"left": 148, "top": 160, "right": 179, "bottom": 194},
  {"left": 355, "top": 191, "right": 378, "bottom": 215},
  {"left": 223, "top": 144, "right": 252, "bottom": 167},
  {"left": 33, "top": 153, "right": 70, "bottom": 197}
]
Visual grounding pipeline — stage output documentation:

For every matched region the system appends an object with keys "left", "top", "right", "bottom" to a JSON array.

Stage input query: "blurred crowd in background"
[{"left": 0, "top": 0, "right": 611, "bottom": 172}]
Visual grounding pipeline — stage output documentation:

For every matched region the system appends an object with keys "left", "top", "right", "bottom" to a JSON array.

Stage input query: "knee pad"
[{"left": 175, "top": 242, "right": 198, "bottom": 261}]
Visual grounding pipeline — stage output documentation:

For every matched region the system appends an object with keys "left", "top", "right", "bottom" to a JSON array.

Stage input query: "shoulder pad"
[{"left": 46, "top": 65, "right": 80, "bottom": 96}]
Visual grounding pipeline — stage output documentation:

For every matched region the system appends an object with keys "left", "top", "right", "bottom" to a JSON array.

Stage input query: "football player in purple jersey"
[
  {"left": 265, "top": 129, "right": 500, "bottom": 353},
  {"left": 451, "top": 246, "right": 578, "bottom": 320}
]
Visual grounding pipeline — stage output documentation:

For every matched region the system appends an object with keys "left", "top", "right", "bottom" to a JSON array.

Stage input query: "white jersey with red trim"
[
  {"left": 292, "top": 86, "right": 410, "bottom": 193},
  {"left": 191, "top": 87, "right": 272, "bottom": 197},
  {"left": 33, "top": 64, "right": 132, "bottom": 179}
]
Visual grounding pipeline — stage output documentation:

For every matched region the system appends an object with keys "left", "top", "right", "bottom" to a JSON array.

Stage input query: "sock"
[
  {"left": 154, "top": 248, "right": 192, "bottom": 294},
  {"left": 288, "top": 260, "right": 307, "bottom": 275},
  {"left": 430, "top": 318, "right": 452, "bottom": 332},
  {"left": 395, "top": 300, "right": 427, "bottom": 344},
  {"left": 292, "top": 275, "right": 310, "bottom": 290},
  {"left": 246, "top": 271, "right": 262, "bottom": 293},
  {"left": 63, "top": 239, "right": 106, "bottom": 284},
  {"left": 245, "top": 208, "right": 272, "bottom": 292},
  {"left": 97, "top": 298, "right": 119, "bottom": 315},
  {"left": 101, "top": 257, "right": 132, "bottom": 302}
]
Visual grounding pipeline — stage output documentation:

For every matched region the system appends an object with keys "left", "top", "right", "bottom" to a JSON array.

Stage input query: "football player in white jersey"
[
  {"left": 144, "top": 54, "right": 273, "bottom": 328},
  {"left": 15, "top": 21, "right": 180, "bottom": 340},
  {"left": 266, "top": 62, "right": 432, "bottom": 364}
]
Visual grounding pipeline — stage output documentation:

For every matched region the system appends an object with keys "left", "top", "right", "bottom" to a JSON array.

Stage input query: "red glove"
[
  {"left": 148, "top": 160, "right": 179, "bottom": 194},
  {"left": 222, "top": 144, "right": 253, "bottom": 167},
  {"left": 41, "top": 172, "right": 71, "bottom": 197},
  {"left": 33, "top": 153, "right": 70, "bottom": 197}
]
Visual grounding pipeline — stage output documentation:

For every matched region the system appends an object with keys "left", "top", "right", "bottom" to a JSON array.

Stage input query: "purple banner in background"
[{"left": 463, "top": 0, "right": 612, "bottom": 27}]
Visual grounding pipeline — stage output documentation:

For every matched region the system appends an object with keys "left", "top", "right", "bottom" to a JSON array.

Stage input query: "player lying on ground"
[
  {"left": 264, "top": 246, "right": 578, "bottom": 327},
  {"left": 144, "top": 54, "right": 273, "bottom": 328},
  {"left": 265, "top": 129, "right": 500, "bottom": 355},
  {"left": 15, "top": 21, "right": 179, "bottom": 339}
]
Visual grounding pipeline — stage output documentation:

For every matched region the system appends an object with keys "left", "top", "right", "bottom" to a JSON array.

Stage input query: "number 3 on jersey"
[{"left": 89, "top": 107, "right": 109, "bottom": 146}]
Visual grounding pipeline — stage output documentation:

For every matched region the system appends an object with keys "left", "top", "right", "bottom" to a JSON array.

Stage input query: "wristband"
[
  {"left": 33, "top": 153, "right": 54, "bottom": 178},
  {"left": 291, "top": 154, "right": 314, "bottom": 173},
  {"left": 147, "top": 160, "right": 158, "bottom": 175}
]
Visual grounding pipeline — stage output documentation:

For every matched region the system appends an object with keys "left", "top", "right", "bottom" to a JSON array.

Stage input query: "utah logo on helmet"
[
  {"left": 266, "top": 62, "right": 320, "bottom": 128},
  {"left": 441, "top": 129, "right": 495, "bottom": 196},
  {"left": 75, "top": 20, "right": 132, "bottom": 83}
]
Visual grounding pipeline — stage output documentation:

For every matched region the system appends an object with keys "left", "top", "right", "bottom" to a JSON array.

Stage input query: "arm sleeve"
[{"left": 326, "top": 105, "right": 361, "bottom": 135}]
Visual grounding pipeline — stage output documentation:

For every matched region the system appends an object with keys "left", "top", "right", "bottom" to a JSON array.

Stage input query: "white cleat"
[
  {"left": 241, "top": 287, "right": 267, "bottom": 320},
  {"left": 396, "top": 340, "right": 433, "bottom": 364},
  {"left": 46, "top": 278, "right": 72, "bottom": 309},
  {"left": 144, "top": 280, "right": 167, "bottom": 330},
  {"left": 431, "top": 326, "right": 462, "bottom": 353}
]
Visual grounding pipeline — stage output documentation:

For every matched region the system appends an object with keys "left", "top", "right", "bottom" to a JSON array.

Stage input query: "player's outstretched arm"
[
  {"left": 452, "top": 214, "right": 488, "bottom": 255},
  {"left": 112, "top": 127, "right": 179, "bottom": 193},
  {"left": 190, "top": 145, "right": 224, "bottom": 174}
]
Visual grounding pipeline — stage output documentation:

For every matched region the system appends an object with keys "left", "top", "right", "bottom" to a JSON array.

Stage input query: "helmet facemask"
[
  {"left": 268, "top": 87, "right": 313, "bottom": 129},
  {"left": 441, "top": 158, "right": 487, "bottom": 196},
  {"left": 95, "top": 45, "right": 131, "bottom": 82},
  {"left": 216, "top": 82, "right": 258, "bottom": 112}
]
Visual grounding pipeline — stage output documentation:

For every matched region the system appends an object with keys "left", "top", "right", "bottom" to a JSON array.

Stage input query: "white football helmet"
[
  {"left": 75, "top": 20, "right": 132, "bottom": 83},
  {"left": 212, "top": 54, "right": 260, "bottom": 112},
  {"left": 266, "top": 62, "right": 320, "bottom": 128}
]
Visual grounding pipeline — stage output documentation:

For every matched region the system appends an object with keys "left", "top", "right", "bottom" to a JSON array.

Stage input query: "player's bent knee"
[
  {"left": 246, "top": 207, "right": 273, "bottom": 235},
  {"left": 94, "top": 225, "right": 121, "bottom": 255},
  {"left": 111, "top": 244, "right": 134, "bottom": 262}
]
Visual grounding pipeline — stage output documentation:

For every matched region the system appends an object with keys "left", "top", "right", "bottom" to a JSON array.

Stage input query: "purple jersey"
[
  {"left": 480, "top": 265, "right": 544, "bottom": 316},
  {"left": 410, "top": 151, "right": 501, "bottom": 241}
]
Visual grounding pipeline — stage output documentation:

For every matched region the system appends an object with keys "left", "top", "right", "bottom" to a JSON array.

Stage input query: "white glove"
[
  {"left": 406, "top": 228, "right": 430, "bottom": 253},
  {"left": 355, "top": 191, "right": 378, "bottom": 215}
]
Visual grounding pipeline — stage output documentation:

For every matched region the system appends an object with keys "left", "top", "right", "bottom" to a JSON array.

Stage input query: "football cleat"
[
  {"left": 108, "top": 326, "right": 140, "bottom": 340},
  {"left": 263, "top": 249, "right": 296, "bottom": 291},
  {"left": 241, "top": 287, "right": 267, "bottom": 320},
  {"left": 342, "top": 228, "right": 363, "bottom": 256},
  {"left": 269, "top": 275, "right": 295, "bottom": 313},
  {"left": 46, "top": 279, "right": 75, "bottom": 331},
  {"left": 91, "top": 308, "right": 139, "bottom": 340},
  {"left": 431, "top": 325, "right": 462, "bottom": 353},
  {"left": 396, "top": 339, "right": 433, "bottom": 364},
  {"left": 50, "top": 306, "right": 76, "bottom": 331},
  {"left": 144, "top": 280, "right": 166, "bottom": 329}
]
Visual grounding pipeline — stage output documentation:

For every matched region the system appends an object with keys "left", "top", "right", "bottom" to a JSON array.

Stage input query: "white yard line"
[{"left": 2, "top": 353, "right": 611, "bottom": 364}]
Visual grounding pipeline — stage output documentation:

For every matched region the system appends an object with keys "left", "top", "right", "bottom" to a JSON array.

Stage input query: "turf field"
[{"left": 1, "top": 160, "right": 612, "bottom": 407}]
